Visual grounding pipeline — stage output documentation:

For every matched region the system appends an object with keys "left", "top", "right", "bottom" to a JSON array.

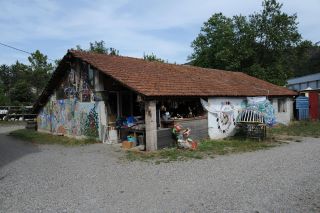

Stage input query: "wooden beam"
[{"left": 145, "top": 100, "right": 157, "bottom": 151}]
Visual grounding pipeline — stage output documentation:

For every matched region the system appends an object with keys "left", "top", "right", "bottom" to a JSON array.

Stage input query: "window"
[{"left": 278, "top": 98, "right": 287, "bottom": 113}]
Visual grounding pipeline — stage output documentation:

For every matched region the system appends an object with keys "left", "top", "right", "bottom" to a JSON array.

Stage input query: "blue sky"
[{"left": 0, "top": 0, "right": 319, "bottom": 65}]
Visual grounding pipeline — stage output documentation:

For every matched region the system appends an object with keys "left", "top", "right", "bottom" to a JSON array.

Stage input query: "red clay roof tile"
[{"left": 69, "top": 50, "right": 297, "bottom": 97}]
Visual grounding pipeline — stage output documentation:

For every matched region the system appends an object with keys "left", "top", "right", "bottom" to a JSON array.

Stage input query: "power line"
[
  {"left": 0, "top": 42, "right": 55, "bottom": 62},
  {"left": 0, "top": 42, "right": 32, "bottom": 55}
]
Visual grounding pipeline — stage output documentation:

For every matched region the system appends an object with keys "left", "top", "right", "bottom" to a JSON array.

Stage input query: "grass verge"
[
  {"left": 0, "top": 121, "right": 26, "bottom": 126},
  {"left": 269, "top": 121, "right": 320, "bottom": 138},
  {"left": 126, "top": 138, "right": 280, "bottom": 163},
  {"left": 9, "top": 129, "right": 98, "bottom": 146}
]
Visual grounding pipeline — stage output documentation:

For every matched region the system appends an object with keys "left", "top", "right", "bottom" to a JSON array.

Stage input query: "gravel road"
[{"left": 0, "top": 127, "right": 319, "bottom": 213}]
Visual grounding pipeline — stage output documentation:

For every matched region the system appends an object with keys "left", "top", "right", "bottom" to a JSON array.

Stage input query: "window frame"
[{"left": 277, "top": 98, "right": 287, "bottom": 113}]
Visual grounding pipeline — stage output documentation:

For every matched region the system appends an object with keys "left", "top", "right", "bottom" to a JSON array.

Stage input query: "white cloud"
[
  {"left": 0, "top": 0, "right": 319, "bottom": 65},
  {"left": 281, "top": 0, "right": 320, "bottom": 42}
]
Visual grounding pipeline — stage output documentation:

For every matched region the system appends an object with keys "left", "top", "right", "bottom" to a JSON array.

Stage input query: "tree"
[
  {"left": 0, "top": 50, "right": 52, "bottom": 105},
  {"left": 251, "top": 0, "right": 301, "bottom": 52},
  {"left": 0, "top": 65, "right": 13, "bottom": 95},
  {"left": 75, "top": 40, "right": 120, "bottom": 55},
  {"left": 190, "top": 13, "right": 256, "bottom": 71},
  {"left": 89, "top": 40, "right": 108, "bottom": 54},
  {"left": 28, "top": 50, "right": 53, "bottom": 97},
  {"left": 143, "top": 53, "right": 167, "bottom": 63},
  {"left": 307, "top": 45, "right": 320, "bottom": 74},
  {"left": 289, "top": 41, "right": 320, "bottom": 77},
  {"left": 9, "top": 80, "right": 35, "bottom": 105},
  {"left": 189, "top": 0, "right": 303, "bottom": 85},
  {"left": 0, "top": 62, "right": 32, "bottom": 105},
  {"left": 0, "top": 81, "right": 9, "bottom": 105}
]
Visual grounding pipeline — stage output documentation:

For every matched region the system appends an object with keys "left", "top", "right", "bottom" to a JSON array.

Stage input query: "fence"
[{"left": 0, "top": 106, "right": 37, "bottom": 121}]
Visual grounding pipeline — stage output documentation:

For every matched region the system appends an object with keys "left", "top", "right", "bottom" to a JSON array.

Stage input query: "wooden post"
[{"left": 145, "top": 100, "right": 157, "bottom": 151}]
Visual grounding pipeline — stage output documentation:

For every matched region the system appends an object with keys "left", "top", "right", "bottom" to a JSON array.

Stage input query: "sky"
[{"left": 0, "top": 0, "right": 319, "bottom": 65}]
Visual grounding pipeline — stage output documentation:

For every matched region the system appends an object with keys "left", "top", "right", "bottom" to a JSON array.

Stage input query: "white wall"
[
  {"left": 271, "top": 97, "right": 294, "bottom": 125},
  {"left": 207, "top": 96, "right": 294, "bottom": 139},
  {"left": 208, "top": 97, "right": 246, "bottom": 139}
]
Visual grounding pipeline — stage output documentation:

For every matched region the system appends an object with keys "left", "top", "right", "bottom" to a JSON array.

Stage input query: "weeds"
[
  {"left": 126, "top": 138, "right": 279, "bottom": 163},
  {"left": 269, "top": 121, "right": 320, "bottom": 137},
  {"left": 0, "top": 121, "right": 26, "bottom": 126},
  {"left": 9, "top": 129, "right": 98, "bottom": 146}
]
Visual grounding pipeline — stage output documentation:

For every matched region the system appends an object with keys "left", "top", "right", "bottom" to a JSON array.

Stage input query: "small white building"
[{"left": 34, "top": 50, "right": 297, "bottom": 150}]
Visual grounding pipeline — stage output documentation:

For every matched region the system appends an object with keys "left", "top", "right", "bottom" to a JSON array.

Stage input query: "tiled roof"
[{"left": 69, "top": 50, "right": 297, "bottom": 97}]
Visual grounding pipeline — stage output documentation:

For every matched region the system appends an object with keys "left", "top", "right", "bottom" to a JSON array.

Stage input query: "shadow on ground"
[{"left": 0, "top": 133, "right": 39, "bottom": 168}]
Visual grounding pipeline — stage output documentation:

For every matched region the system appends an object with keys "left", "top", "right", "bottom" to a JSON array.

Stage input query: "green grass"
[
  {"left": 0, "top": 120, "right": 26, "bottom": 126},
  {"left": 269, "top": 121, "right": 320, "bottom": 138},
  {"left": 9, "top": 129, "right": 98, "bottom": 146},
  {"left": 126, "top": 138, "right": 279, "bottom": 163}
]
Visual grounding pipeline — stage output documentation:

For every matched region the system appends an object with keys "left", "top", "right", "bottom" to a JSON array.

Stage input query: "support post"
[
  {"left": 98, "top": 101, "right": 107, "bottom": 142},
  {"left": 145, "top": 100, "right": 157, "bottom": 151}
]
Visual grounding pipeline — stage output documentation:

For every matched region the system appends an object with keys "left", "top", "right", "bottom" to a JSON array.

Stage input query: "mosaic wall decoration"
[
  {"left": 37, "top": 62, "right": 103, "bottom": 139},
  {"left": 37, "top": 98, "right": 101, "bottom": 138},
  {"left": 202, "top": 96, "right": 278, "bottom": 140},
  {"left": 37, "top": 101, "right": 52, "bottom": 131},
  {"left": 243, "top": 97, "right": 276, "bottom": 126},
  {"left": 56, "top": 64, "right": 95, "bottom": 102}
]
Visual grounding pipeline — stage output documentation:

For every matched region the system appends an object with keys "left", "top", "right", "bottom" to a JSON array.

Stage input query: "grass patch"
[
  {"left": 0, "top": 120, "right": 26, "bottom": 126},
  {"left": 9, "top": 129, "right": 98, "bottom": 146},
  {"left": 126, "top": 138, "right": 279, "bottom": 163},
  {"left": 269, "top": 121, "right": 320, "bottom": 138}
]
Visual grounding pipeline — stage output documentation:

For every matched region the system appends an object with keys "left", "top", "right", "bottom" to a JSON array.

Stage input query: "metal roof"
[{"left": 287, "top": 73, "right": 320, "bottom": 85}]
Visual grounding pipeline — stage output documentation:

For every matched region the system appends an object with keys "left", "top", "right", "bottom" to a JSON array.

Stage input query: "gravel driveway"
[{"left": 0, "top": 127, "right": 320, "bottom": 213}]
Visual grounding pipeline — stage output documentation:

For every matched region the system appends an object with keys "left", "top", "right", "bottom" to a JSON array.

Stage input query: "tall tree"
[
  {"left": 190, "top": 13, "right": 256, "bottom": 71},
  {"left": 290, "top": 41, "right": 320, "bottom": 77},
  {"left": 0, "top": 50, "right": 52, "bottom": 105},
  {"left": 28, "top": 50, "right": 53, "bottom": 97},
  {"left": 0, "top": 81, "right": 9, "bottom": 105},
  {"left": 0, "top": 65, "right": 13, "bottom": 95},
  {"left": 1, "top": 62, "right": 32, "bottom": 103},
  {"left": 249, "top": 0, "right": 301, "bottom": 84},
  {"left": 189, "top": 0, "right": 302, "bottom": 85},
  {"left": 9, "top": 80, "right": 35, "bottom": 105}
]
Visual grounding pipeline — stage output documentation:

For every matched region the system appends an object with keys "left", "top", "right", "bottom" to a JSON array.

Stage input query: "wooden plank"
[{"left": 145, "top": 100, "right": 157, "bottom": 151}]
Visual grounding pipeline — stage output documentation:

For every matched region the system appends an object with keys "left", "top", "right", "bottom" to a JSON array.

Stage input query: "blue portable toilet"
[{"left": 295, "top": 96, "right": 309, "bottom": 120}]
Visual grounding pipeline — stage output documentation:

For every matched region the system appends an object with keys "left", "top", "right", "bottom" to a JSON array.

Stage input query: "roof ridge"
[{"left": 68, "top": 49, "right": 240, "bottom": 74}]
